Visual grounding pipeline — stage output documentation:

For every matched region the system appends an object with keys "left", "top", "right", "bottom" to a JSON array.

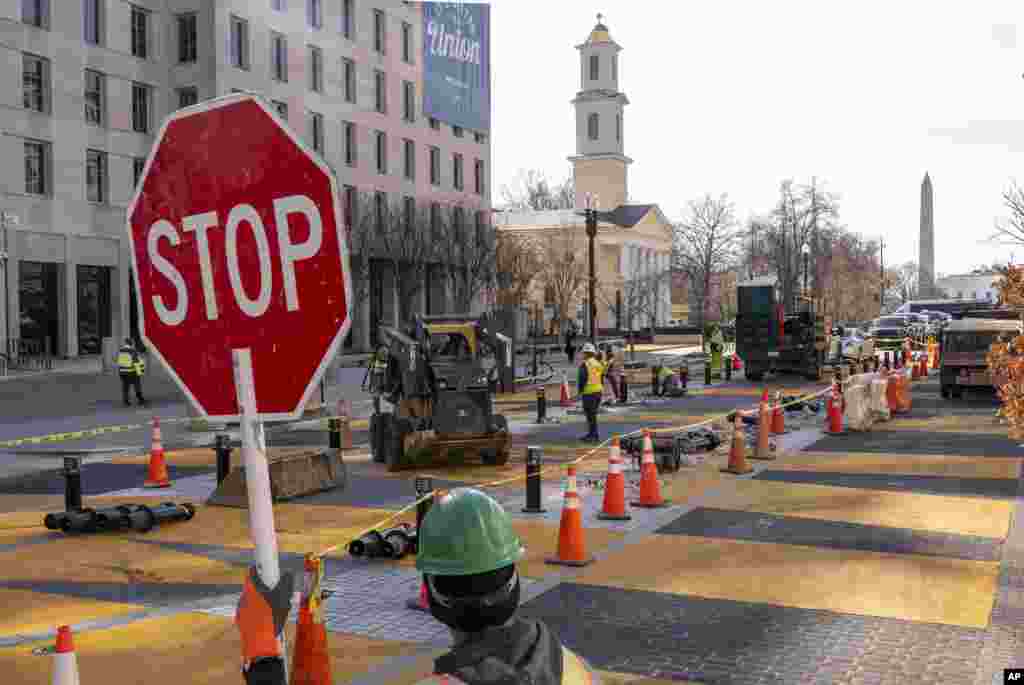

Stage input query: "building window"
[
  {"left": 84, "top": 0, "right": 103, "bottom": 45},
  {"left": 343, "top": 185, "right": 356, "bottom": 228},
  {"left": 272, "top": 100, "right": 288, "bottom": 120},
  {"left": 307, "top": 0, "right": 322, "bottom": 28},
  {"left": 403, "top": 196, "right": 415, "bottom": 230},
  {"left": 309, "top": 46, "right": 323, "bottom": 92},
  {"left": 132, "top": 83, "right": 150, "bottom": 133},
  {"left": 230, "top": 16, "right": 250, "bottom": 69},
  {"left": 23, "top": 54, "right": 48, "bottom": 113},
  {"left": 615, "top": 114, "right": 621, "bottom": 142},
  {"left": 272, "top": 33, "right": 288, "bottom": 81},
  {"left": 342, "top": 58, "right": 356, "bottom": 103},
  {"left": 309, "top": 112, "right": 324, "bottom": 153},
  {"left": 402, "top": 22, "right": 412, "bottom": 63},
  {"left": 374, "top": 70, "right": 386, "bottom": 113},
  {"left": 429, "top": 117, "right": 439, "bottom": 131},
  {"left": 453, "top": 153, "right": 463, "bottom": 190},
  {"left": 84, "top": 69, "right": 104, "bottom": 125},
  {"left": 24, "top": 140, "right": 48, "bottom": 195},
  {"left": 131, "top": 6, "right": 149, "bottom": 58},
  {"left": 341, "top": 0, "right": 354, "bottom": 39},
  {"left": 587, "top": 113, "right": 599, "bottom": 141},
  {"left": 375, "top": 131, "right": 387, "bottom": 174},
  {"left": 133, "top": 157, "right": 146, "bottom": 188},
  {"left": 612, "top": 54, "right": 618, "bottom": 81},
  {"left": 403, "top": 81, "right": 415, "bottom": 122},
  {"left": 374, "top": 191, "right": 386, "bottom": 231},
  {"left": 589, "top": 54, "right": 599, "bottom": 81},
  {"left": 474, "top": 159, "right": 484, "bottom": 196},
  {"left": 343, "top": 121, "right": 357, "bottom": 166},
  {"left": 22, "top": 0, "right": 48, "bottom": 29},
  {"left": 178, "top": 13, "right": 197, "bottom": 63},
  {"left": 177, "top": 86, "right": 198, "bottom": 108},
  {"left": 403, "top": 139, "right": 415, "bottom": 180},
  {"left": 86, "top": 149, "right": 107, "bottom": 203},
  {"left": 429, "top": 146, "right": 440, "bottom": 185},
  {"left": 453, "top": 125, "right": 463, "bottom": 138},
  {"left": 474, "top": 132, "right": 487, "bottom": 144},
  {"left": 373, "top": 9, "right": 386, "bottom": 54}
]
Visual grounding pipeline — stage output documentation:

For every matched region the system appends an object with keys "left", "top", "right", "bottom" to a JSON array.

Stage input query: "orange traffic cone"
[
  {"left": 771, "top": 391, "right": 785, "bottom": 434},
  {"left": 632, "top": 429, "right": 670, "bottom": 508},
  {"left": 920, "top": 356, "right": 928, "bottom": 378},
  {"left": 407, "top": 578, "right": 429, "bottom": 612},
  {"left": 751, "top": 392, "right": 774, "bottom": 460},
  {"left": 144, "top": 416, "right": 171, "bottom": 488},
  {"left": 597, "top": 435, "right": 631, "bottom": 521},
  {"left": 911, "top": 355, "right": 920, "bottom": 380},
  {"left": 560, "top": 372, "right": 573, "bottom": 408},
  {"left": 51, "top": 625, "right": 79, "bottom": 685},
  {"left": 722, "top": 411, "right": 753, "bottom": 475},
  {"left": 826, "top": 381, "right": 845, "bottom": 435},
  {"left": 546, "top": 466, "right": 594, "bottom": 567},
  {"left": 291, "top": 555, "right": 332, "bottom": 685}
]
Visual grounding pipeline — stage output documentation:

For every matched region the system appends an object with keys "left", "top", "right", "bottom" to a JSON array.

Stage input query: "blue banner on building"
[{"left": 422, "top": 2, "right": 490, "bottom": 132}]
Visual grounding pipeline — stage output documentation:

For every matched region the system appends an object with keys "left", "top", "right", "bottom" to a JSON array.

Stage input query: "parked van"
[{"left": 940, "top": 318, "right": 1022, "bottom": 398}]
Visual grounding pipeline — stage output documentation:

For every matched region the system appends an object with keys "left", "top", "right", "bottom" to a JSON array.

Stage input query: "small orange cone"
[
  {"left": 751, "top": 393, "right": 774, "bottom": 460},
  {"left": 546, "top": 466, "right": 595, "bottom": 567},
  {"left": 722, "top": 411, "right": 753, "bottom": 475},
  {"left": 911, "top": 355, "right": 920, "bottom": 380},
  {"left": 143, "top": 416, "right": 171, "bottom": 488},
  {"left": 597, "top": 435, "right": 631, "bottom": 520},
  {"left": 632, "top": 429, "right": 670, "bottom": 508},
  {"left": 407, "top": 578, "right": 429, "bottom": 611},
  {"left": 771, "top": 391, "right": 785, "bottom": 434},
  {"left": 51, "top": 625, "right": 79, "bottom": 685},
  {"left": 920, "top": 356, "right": 928, "bottom": 378},
  {"left": 560, "top": 372, "right": 573, "bottom": 408},
  {"left": 826, "top": 381, "right": 845, "bottom": 435},
  {"left": 291, "top": 555, "right": 332, "bottom": 685}
]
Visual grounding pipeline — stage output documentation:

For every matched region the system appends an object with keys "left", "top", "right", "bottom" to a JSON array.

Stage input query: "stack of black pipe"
[{"left": 44, "top": 502, "right": 196, "bottom": 535}]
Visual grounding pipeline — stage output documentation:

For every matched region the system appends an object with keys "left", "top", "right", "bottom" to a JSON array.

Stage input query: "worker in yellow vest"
[
  {"left": 411, "top": 488, "right": 600, "bottom": 685},
  {"left": 577, "top": 342, "right": 605, "bottom": 443},
  {"left": 116, "top": 338, "right": 147, "bottom": 407}
]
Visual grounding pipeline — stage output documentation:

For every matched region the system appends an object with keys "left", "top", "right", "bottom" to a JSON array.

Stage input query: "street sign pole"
[{"left": 232, "top": 348, "right": 280, "bottom": 588}]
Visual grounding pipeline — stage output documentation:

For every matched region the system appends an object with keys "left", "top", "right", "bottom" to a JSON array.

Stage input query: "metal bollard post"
[
  {"left": 536, "top": 386, "right": 547, "bottom": 424},
  {"left": 651, "top": 366, "right": 658, "bottom": 395},
  {"left": 328, "top": 417, "right": 341, "bottom": 450},
  {"left": 414, "top": 476, "right": 434, "bottom": 533},
  {"left": 521, "top": 446, "right": 546, "bottom": 513},
  {"left": 620, "top": 374, "right": 629, "bottom": 403},
  {"left": 64, "top": 457, "right": 82, "bottom": 511},
  {"left": 681, "top": 365, "right": 689, "bottom": 393},
  {"left": 214, "top": 433, "right": 232, "bottom": 485},
  {"left": 705, "top": 361, "right": 712, "bottom": 386},
  {"left": 725, "top": 356, "right": 732, "bottom": 382}
]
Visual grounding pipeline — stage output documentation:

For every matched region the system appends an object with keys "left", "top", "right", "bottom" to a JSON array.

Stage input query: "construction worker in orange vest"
[
  {"left": 577, "top": 343, "right": 605, "bottom": 443},
  {"left": 234, "top": 566, "right": 295, "bottom": 684},
  {"left": 412, "top": 488, "right": 599, "bottom": 685}
]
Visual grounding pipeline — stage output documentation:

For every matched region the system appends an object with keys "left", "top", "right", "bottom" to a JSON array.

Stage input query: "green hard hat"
[{"left": 416, "top": 488, "right": 525, "bottom": 576}]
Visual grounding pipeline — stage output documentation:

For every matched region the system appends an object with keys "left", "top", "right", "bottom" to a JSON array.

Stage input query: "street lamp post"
[
  {"left": 582, "top": 193, "right": 600, "bottom": 345},
  {"left": 801, "top": 242, "right": 810, "bottom": 299}
]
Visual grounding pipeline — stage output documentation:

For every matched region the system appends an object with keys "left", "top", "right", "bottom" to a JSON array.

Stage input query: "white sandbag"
[
  {"left": 870, "top": 377, "right": 890, "bottom": 422},
  {"left": 843, "top": 383, "right": 873, "bottom": 431}
]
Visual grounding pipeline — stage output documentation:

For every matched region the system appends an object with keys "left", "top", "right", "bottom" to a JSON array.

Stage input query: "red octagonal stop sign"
[{"left": 127, "top": 94, "right": 352, "bottom": 420}]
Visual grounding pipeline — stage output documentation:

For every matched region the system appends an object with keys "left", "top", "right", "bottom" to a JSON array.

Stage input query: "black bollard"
[
  {"left": 64, "top": 456, "right": 82, "bottom": 512},
  {"left": 620, "top": 374, "right": 629, "bottom": 404},
  {"left": 651, "top": 366, "right": 658, "bottom": 395},
  {"left": 705, "top": 361, "right": 712, "bottom": 386},
  {"left": 328, "top": 417, "right": 341, "bottom": 450},
  {"left": 725, "top": 356, "right": 733, "bottom": 382},
  {"left": 681, "top": 365, "right": 689, "bottom": 393},
  {"left": 214, "top": 434, "right": 232, "bottom": 485},
  {"left": 522, "top": 446, "right": 546, "bottom": 513},
  {"left": 535, "top": 386, "right": 547, "bottom": 424}
]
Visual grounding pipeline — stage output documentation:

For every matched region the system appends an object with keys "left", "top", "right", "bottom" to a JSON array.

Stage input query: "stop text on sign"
[{"left": 147, "top": 194, "right": 323, "bottom": 325}]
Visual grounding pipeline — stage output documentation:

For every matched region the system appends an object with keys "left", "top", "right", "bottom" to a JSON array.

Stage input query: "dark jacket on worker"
[{"left": 422, "top": 617, "right": 593, "bottom": 685}]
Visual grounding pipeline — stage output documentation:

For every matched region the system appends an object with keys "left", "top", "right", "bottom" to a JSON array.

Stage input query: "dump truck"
[
  {"left": 368, "top": 314, "right": 514, "bottom": 471},
  {"left": 736, "top": 276, "right": 828, "bottom": 381}
]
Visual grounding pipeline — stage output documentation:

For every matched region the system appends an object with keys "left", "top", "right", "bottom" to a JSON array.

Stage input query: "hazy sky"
[{"left": 489, "top": 1, "right": 1023, "bottom": 276}]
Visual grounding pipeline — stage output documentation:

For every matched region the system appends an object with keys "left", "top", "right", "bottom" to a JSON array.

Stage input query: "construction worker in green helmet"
[{"left": 413, "top": 487, "right": 599, "bottom": 685}]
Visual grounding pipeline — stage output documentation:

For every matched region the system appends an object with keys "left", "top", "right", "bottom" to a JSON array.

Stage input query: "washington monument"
[{"left": 919, "top": 172, "right": 935, "bottom": 298}]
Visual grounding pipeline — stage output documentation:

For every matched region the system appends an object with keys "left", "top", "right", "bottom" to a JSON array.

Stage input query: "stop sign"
[{"left": 127, "top": 94, "right": 352, "bottom": 420}]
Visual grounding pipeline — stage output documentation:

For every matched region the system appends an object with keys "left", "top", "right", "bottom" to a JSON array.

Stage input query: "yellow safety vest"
[
  {"left": 583, "top": 358, "right": 604, "bottom": 395},
  {"left": 117, "top": 348, "right": 135, "bottom": 374},
  {"left": 134, "top": 358, "right": 146, "bottom": 376},
  {"left": 657, "top": 366, "right": 674, "bottom": 381},
  {"left": 412, "top": 646, "right": 598, "bottom": 685}
]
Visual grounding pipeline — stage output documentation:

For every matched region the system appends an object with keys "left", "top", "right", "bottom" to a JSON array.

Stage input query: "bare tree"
[
  {"left": 495, "top": 232, "right": 541, "bottom": 308},
  {"left": 888, "top": 261, "right": 919, "bottom": 304},
  {"left": 376, "top": 196, "right": 435, "bottom": 324},
  {"left": 672, "top": 193, "right": 743, "bottom": 329},
  {"left": 343, "top": 190, "right": 386, "bottom": 349},
  {"left": 500, "top": 168, "right": 575, "bottom": 211},
  {"left": 537, "top": 229, "right": 587, "bottom": 335},
  {"left": 434, "top": 203, "right": 497, "bottom": 313},
  {"left": 991, "top": 181, "right": 1024, "bottom": 246}
]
